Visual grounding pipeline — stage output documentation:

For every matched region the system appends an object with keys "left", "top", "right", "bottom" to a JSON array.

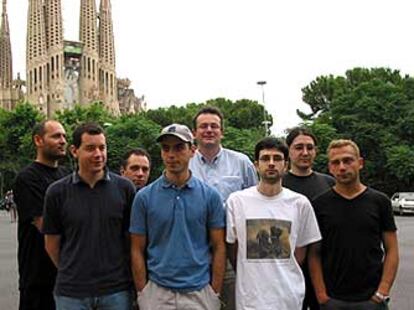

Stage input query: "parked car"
[{"left": 391, "top": 192, "right": 414, "bottom": 215}]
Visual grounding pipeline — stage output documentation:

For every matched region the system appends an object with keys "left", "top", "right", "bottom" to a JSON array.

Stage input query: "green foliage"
[
  {"left": 222, "top": 127, "right": 265, "bottom": 161},
  {"left": 0, "top": 103, "right": 44, "bottom": 192},
  {"left": 105, "top": 115, "right": 162, "bottom": 179},
  {"left": 145, "top": 98, "right": 272, "bottom": 131},
  {"left": 0, "top": 98, "right": 269, "bottom": 193},
  {"left": 300, "top": 67, "right": 414, "bottom": 194}
]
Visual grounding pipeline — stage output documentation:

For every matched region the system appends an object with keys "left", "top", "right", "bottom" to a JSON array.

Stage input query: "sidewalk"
[{"left": 0, "top": 210, "right": 18, "bottom": 308}]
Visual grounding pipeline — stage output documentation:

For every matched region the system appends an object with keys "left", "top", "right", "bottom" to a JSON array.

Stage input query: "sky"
[{"left": 4, "top": 0, "right": 414, "bottom": 134}]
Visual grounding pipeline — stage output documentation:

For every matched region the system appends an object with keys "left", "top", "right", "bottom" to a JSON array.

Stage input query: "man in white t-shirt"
[{"left": 226, "top": 137, "right": 321, "bottom": 310}]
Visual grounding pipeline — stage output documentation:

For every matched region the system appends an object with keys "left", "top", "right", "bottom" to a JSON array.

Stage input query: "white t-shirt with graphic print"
[{"left": 226, "top": 186, "right": 321, "bottom": 310}]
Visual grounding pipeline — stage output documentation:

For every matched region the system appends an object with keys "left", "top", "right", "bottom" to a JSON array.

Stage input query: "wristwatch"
[{"left": 375, "top": 291, "right": 391, "bottom": 303}]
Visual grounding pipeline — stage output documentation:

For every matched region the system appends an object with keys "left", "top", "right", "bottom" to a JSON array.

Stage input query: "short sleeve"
[
  {"left": 296, "top": 197, "right": 321, "bottom": 247},
  {"left": 243, "top": 158, "right": 258, "bottom": 189},
  {"left": 13, "top": 172, "right": 44, "bottom": 222},
  {"left": 207, "top": 188, "right": 226, "bottom": 229},
  {"left": 122, "top": 179, "right": 136, "bottom": 232},
  {"left": 225, "top": 195, "right": 237, "bottom": 244},
  {"left": 129, "top": 192, "right": 147, "bottom": 235},
  {"left": 42, "top": 183, "right": 63, "bottom": 235},
  {"left": 379, "top": 195, "right": 397, "bottom": 232}
]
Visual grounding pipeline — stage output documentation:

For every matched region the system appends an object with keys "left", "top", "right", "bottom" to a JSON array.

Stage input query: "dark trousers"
[
  {"left": 320, "top": 298, "right": 389, "bottom": 310},
  {"left": 302, "top": 264, "right": 320, "bottom": 310},
  {"left": 19, "top": 287, "right": 55, "bottom": 310}
]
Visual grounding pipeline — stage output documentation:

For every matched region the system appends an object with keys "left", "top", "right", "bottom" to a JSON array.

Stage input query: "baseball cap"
[{"left": 156, "top": 123, "right": 194, "bottom": 144}]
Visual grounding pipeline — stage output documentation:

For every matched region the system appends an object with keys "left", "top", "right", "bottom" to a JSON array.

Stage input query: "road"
[{"left": 0, "top": 211, "right": 413, "bottom": 309}]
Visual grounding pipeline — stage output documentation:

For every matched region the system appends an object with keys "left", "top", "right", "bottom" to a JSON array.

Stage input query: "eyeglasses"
[{"left": 259, "top": 155, "right": 285, "bottom": 162}]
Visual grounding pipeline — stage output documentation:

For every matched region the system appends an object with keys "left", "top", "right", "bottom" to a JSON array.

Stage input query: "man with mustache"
[
  {"left": 14, "top": 120, "right": 68, "bottom": 310},
  {"left": 226, "top": 137, "right": 321, "bottom": 310},
  {"left": 309, "top": 139, "right": 399, "bottom": 310}
]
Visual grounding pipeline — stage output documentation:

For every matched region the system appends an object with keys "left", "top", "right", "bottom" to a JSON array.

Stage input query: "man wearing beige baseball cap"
[{"left": 130, "top": 124, "right": 226, "bottom": 310}]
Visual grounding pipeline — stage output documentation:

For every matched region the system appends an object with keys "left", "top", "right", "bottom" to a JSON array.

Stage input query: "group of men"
[{"left": 13, "top": 106, "right": 399, "bottom": 310}]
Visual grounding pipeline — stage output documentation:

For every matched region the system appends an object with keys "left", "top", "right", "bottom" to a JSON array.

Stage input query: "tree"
[
  {"left": 0, "top": 103, "right": 44, "bottom": 193},
  {"left": 300, "top": 67, "right": 414, "bottom": 194}
]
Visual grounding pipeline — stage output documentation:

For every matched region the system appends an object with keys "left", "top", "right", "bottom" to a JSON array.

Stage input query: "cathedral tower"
[
  {"left": 44, "top": 0, "right": 65, "bottom": 115},
  {"left": 79, "top": 0, "right": 99, "bottom": 104},
  {"left": 98, "top": 0, "right": 119, "bottom": 114},
  {"left": 0, "top": 0, "right": 17, "bottom": 110},
  {"left": 26, "top": 0, "right": 49, "bottom": 114}
]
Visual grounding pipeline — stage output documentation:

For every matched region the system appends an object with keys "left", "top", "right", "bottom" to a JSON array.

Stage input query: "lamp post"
[{"left": 257, "top": 81, "right": 270, "bottom": 136}]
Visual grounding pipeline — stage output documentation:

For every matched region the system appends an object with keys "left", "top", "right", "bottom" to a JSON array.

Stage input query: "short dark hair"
[
  {"left": 254, "top": 137, "right": 288, "bottom": 161},
  {"left": 192, "top": 106, "right": 224, "bottom": 130},
  {"left": 121, "top": 148, "right": 152, "bottom": 169},
  {"left": 285, "top": 127, "right": 318, "bottom": 147},
  {"left": 31, "top": 120, "right": 56, "bottom": 143},
  {"left": 72, "top": 122, "right": 105, "bottom": 148}
]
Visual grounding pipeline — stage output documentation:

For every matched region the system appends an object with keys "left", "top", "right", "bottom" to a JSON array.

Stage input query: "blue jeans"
[{"left": 54, "top": 290, "right": 133, "bottom": 310}]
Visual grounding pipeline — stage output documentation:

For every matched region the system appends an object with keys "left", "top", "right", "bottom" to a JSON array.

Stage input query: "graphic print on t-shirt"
[{"left": 246, "top": 219, "right": 291, "bottom": 259}]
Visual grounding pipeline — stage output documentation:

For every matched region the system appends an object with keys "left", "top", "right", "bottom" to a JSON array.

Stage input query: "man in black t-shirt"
[
  {"left": 309, "top": 139, "right": 399, "bottom": 310},
  {"left": 13, "top": 120, "right": 68, "bottom": 310},
  {"left": 282, "top": 127, "right": 334, "bottom": 310}
]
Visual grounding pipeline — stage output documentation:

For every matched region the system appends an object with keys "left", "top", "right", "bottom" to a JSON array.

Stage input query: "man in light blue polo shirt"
[
  {"left": 189, "top": 106, "right": 258, "bottom": 310},
  {"left": 130, "top": 123, "right": 226, "bottom": 310}
]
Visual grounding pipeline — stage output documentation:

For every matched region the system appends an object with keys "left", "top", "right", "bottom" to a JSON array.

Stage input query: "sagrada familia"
[{"left": 0, "top": 0, "right": 144, "bottom": 117}]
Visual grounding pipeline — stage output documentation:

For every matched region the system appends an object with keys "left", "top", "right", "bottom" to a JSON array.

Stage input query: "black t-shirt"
[
  {"left": 282, "top": 171, "right": 335, "bottom": 201},
  {"left": 42, "top": 171, "right": 136, "bottom": 298},
  {"left": 312, "top": 188, "right": 397, "bottom": 301},
  {"left": 13, "top": 162, "right": 69, "bottom": 290}
]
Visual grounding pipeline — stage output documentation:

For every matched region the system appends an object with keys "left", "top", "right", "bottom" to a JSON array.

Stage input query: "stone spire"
[
  {"left": 0, "top": 0, "right": 12, "bottom": 90},
  {"left": 98, "top": 0, "right": 119, "bottom": 114},
  {"left": 79, "top": 0, "right": 100, "bottom": 104},
  {"left": 44, "top": 0, "right": 65, "bottom": 116},
  {"left": 26, "top": 0, "right": 49, "bottom": 114}
]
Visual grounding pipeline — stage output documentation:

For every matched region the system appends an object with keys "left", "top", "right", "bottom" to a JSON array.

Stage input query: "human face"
[
  {"left": 121, "top": 154, "right": 150, "bottom": 189},
  {"left": 160, "top": 136, "right": 195, "bottom": 176},
  {"left": 255, "top": 148, "right": 287, "bottom": 184},
  {"left": 328, "top": 145, "right": 363, "bottom": 185},
  {"left": 71, "top": 133, "right": 107, "bottom": 175},
  {"left": 36, "top": 121, "right": 67, "bottom": 160},
  {"left": 288, "top": 134, "right": 316, "bottom": 173},
  {"left": 193, "top": 113, "right": 223, "bottom": 149}
]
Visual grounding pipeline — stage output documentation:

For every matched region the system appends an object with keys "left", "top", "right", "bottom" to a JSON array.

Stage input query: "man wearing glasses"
[{"left": 226, "top": 137, "right": 321, "bottom": 309}]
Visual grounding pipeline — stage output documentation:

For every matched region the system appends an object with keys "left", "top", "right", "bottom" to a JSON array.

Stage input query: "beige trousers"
[{"left": 137, "top": 280, "right": 221, "bottom": 310}]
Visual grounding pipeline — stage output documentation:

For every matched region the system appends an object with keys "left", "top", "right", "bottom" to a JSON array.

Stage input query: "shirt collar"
[
  {"left": 198, "top": 146, "right": 223, "bottom": 164},
  {"left": 72, "top": 169, "right": 111, "bottom": 184},
  {"left": 161, "top": 171, "right": 195, "bottom": 189}
]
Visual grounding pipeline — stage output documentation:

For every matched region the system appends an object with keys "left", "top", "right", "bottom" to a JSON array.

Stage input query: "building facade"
[
  {"left": 0, "top": 0, "right": 22, "bottom": 110},
  {"left": 0, "top": 0, "right": 144, "bottom": 116}
]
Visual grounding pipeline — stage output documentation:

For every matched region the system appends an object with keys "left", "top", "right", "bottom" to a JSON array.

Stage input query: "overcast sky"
[{"left": 4, "top": 0, "right": 414, "bottom": 134}]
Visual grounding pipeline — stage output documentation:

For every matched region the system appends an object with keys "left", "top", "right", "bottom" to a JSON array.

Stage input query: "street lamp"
[{"left": 257, "top": 81, "right": 271, "bottom": 136}]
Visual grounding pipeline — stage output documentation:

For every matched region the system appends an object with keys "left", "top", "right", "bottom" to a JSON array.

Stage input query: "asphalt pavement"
[{"left": 0, "top": 211, "right": 412, "bottom": 309}]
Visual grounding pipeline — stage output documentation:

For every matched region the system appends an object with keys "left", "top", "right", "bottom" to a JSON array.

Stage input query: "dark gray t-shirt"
[
  {"left": 282, "top": 171, "right": 335, "bottom": 201},
  {"left": 43, "top": 171, "right": 136, "bottom": 298}
]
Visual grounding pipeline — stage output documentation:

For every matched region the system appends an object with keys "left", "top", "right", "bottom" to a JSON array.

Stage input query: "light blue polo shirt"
[
  {"left": 129, "top": 174, "right": 225, "bottom": 292},
  {"left": 189, "top": 147, "right": 258, "bottom": 202}
]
